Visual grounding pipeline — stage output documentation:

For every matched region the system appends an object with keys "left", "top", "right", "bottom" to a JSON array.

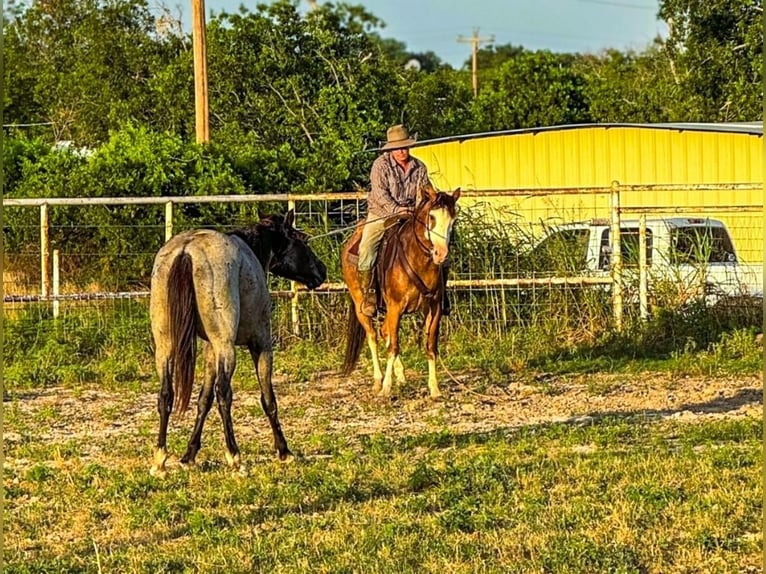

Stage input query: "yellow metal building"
[{"left": 412, "top": 122, "right": 763, "bottom": 262}]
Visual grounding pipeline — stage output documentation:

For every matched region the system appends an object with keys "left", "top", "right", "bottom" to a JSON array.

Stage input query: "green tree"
[
  {"left": 403, "top": 69, "right": 474, "bottom": 138},
  {"left": 203, "top": 0, "right": 408, "bottom": 191},
  {"left": 3, "top": 0, "right": 186, "bottom": 144},
  {"left": 577, "top": 47, "right": 679, "bottom": 123},
  {"left": 658, "top": 0, "right": 762, "bottom": 120},
  {"left": 471, "top": 50, "right": 591, "bottom": 130}
]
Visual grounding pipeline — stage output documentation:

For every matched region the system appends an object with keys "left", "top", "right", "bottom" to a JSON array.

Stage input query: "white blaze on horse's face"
[{"left": 428, "top": 206, "right": 454, "bottom": 265}]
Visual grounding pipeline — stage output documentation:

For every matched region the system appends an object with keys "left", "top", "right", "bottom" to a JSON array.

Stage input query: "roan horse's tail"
[
  {"left": 167, "top": 252, "right": 197, "bottom": 414},
  {"left": 342, "top": 300, "right": 365, "bottom": 375}
]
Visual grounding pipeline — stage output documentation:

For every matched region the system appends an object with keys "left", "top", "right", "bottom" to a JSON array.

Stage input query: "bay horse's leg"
[
  {"left": 424, "top": 301, "right": 443, "bottom": 398},
  {"left": 394, "top": 356, "right": 406, "bottom": 384},
  {"left": 380, "top": 307, "right": 404, "bottom": 397},
  {"left": 357, "top": 311, "right": 383, "bottom": 392},
  {"left": 212, "top": 344, "right": 242, "bottom": 470},
  {"left": 248, "top": 343, "right": 291, "bottom": 461},
  {"left": 150, "top": 353, "right": 173, "bottom": 478},
  {"left": 180, "top": 341, "right": 216, "bottom": 466}
]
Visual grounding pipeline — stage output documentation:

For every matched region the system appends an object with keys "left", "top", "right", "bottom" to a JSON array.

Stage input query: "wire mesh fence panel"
[{"left": 3, "top": 186, "right": 762, "bottom": 351}]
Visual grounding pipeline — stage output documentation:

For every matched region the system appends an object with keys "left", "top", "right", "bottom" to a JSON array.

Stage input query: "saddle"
[
  {"left": 348, "top": 216, "right": 439, "bottom": 312},
  {"left": 347, "top": 218, "right": 408, "bottom": 312}
]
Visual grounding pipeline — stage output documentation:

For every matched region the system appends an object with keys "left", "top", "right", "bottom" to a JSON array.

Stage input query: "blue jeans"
[{"left": 357, "top": 217, "right": 387, "bottom": 271}]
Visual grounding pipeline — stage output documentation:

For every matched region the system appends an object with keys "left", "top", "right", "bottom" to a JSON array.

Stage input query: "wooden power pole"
[
  {"left": 191, "top": 0, "right": 209, "bottom": 143},
  {"left": 457, "top": 28, "right": 494, "bottom": 98}
]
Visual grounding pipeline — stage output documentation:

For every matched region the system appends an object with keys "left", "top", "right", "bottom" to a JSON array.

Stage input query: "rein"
[{"left": 391, "top": 203, "right": 447, "bottom": 299}]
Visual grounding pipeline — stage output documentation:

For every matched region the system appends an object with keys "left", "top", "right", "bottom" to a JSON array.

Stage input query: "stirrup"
[{"left": 360, "top": 292, "right": 377, "bottom": 317}]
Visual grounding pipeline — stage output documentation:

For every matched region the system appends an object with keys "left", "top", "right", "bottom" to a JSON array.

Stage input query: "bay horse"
[
  {"left": 341, "top": 184, "right": 461, "bottom": 398},
  {"left": 149, "top": 210, "right": 327, "bottom": 477}
]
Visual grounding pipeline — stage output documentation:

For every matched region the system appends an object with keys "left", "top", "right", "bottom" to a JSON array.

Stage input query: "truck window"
[
  {"left": 599, "top": 228, "right": 653, "bottom": 270},
  {"left": 670, "top": 226, "right": 737, "bottom": 264},
  {"left": 531, "top": 229, "right": 590, "bottom": 273}
]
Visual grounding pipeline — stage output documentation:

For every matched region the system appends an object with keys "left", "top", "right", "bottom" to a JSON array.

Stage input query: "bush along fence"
[{"left": 3, "top": 182, "right": 762, "bottom": 338}]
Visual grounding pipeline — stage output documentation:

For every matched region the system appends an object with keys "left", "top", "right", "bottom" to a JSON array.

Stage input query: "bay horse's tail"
[
  {"left": 167, "top": 251, "right": 197, "bottom": 414},
  {"left": 342, "top": 300, "right": 365, "bottom": 375}
]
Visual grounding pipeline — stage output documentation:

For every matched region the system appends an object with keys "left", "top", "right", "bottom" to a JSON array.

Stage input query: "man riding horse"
[{"left": 357, "top": 124, "right": 451, "bottom": 317}]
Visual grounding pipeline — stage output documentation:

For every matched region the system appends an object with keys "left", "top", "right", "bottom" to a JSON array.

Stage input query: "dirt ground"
[{"left": 4, "top": 369, "right": 762, "bottom": 463}]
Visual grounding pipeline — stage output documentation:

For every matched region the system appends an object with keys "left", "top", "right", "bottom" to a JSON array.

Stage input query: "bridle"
[
  {"left": 389, "top": 195, "right": 456, "bottom": 298},
  {"left": 410, "top": 196, "right": 455, "bottom": 259}
]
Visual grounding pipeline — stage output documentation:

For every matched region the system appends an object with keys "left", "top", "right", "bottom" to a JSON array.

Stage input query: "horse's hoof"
[
  {"left": 278, "top": 450, "right": 295, "bottom": 463},
  {"left": 149, "top": 465, "right": 167, "bottom": 479},
  {"left": 224, "top": 452, "right": 241, "bottom": 468},
  {"left": 372, "top": 381, "right": 382, "bottom": 393}
]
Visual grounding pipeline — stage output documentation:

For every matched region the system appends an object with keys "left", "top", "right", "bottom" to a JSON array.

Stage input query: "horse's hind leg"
[
  {"left": 248, "top": 343, "right": 291, "bottom": 461},
  {"left": 359, "top": 313, "right": 384, "bottom": 392},
  {"left": 212, "top": 345, "right": 242, "bottom": 470},
  {"left": 380, "top": 309, "right": 404, "bottom": 397},
  {"left": 180, "top": 341, "right": 217, "bottom": 466},
  {"left": 150, "top": 352, "right": 173, "bottom": 478}
]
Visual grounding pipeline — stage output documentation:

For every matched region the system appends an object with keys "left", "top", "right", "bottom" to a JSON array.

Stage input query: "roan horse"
[
  {"left": 149, "top": 211, "right": 327, "bottom": 477},
  {"left": 341, "top": 184, "right": 461, "bottom": 398}
]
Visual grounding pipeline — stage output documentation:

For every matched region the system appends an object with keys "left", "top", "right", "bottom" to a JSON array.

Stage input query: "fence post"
[
  {"left": 165, "top": 201, "right": 174, "bottom": 242},
  {"left": 40, "top": 203, "right": 51, "bottom": 299},
  {"left": 52, "top": 249, "right": 60, "bottom": 319},
  {"left": 610, "top": 181, "right": 623, "bottom": 331},
  {"left": 638, "top": 214, "right": 648, "bottom": 320},
  {"left": 288, "top": 198, "right": 300, "bottom": 337}
]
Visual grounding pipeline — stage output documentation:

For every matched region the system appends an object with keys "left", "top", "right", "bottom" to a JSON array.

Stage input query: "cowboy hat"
[{"left": 380, "top": 124, "right": 418, "bottom": 151}]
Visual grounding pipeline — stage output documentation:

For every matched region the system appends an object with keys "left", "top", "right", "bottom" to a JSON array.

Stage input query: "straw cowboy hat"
[{"left": 380, "top": 124, "right": 418, "bottom": 151}]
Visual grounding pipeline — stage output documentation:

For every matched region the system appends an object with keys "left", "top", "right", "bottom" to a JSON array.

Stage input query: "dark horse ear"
[
  {"left": 426, "top": 183, "right": 438, "bottom": 201},
  {"left": 284, "top": 209, "right": 295, "bottom": 229},
  {"left": 453, "top": 187, "right": 461, "bottom": 201}
]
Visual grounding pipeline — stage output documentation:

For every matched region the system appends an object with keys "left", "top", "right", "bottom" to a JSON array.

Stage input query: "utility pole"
[
  {"left": 457, "top": 28, "right": 494, "bottom": 98},
  {"left": 191, "top": 0, "right": 209, "bottom": 143}
]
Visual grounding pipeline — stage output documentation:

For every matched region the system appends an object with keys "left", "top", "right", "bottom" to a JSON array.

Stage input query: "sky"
[{"left": 176, "top": 0, "right": 667, "bottom": 68}]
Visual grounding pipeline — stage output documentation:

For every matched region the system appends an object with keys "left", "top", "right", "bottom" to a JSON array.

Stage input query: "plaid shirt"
[{"left": 367, "top": 153, "right": 430, "bottom": 218}]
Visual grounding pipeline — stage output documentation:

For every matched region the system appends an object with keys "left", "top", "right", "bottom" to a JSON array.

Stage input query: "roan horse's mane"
[{"left": 226, "top": 214, "right": 283, "bottom": 264}]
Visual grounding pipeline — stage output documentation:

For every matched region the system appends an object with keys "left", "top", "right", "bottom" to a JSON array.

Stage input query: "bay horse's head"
[
  {"left": 257, "top": 209, "right": 327, "bottom": 289},
  {"left": 415, "top": 184, "right": 461, "bottom": 266}
]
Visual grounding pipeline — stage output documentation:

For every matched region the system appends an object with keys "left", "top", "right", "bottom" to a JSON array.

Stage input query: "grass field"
[{"left": 4, "top": 367, "right": 762, "bottom": 574}]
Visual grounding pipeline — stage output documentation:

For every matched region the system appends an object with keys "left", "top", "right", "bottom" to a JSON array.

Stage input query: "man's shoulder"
[{"left": 411, "top": 156, "right": 428, "bottom": 169}]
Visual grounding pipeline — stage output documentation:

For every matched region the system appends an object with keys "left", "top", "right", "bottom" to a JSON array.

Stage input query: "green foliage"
[
  {"left": 472, "top": 51, "right": 591, "bottom": 130},
  {"left": 658, "top": 0, "right": 762, "bottom": 121}
]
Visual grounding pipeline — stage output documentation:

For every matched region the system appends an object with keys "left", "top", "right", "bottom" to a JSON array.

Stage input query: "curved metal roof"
[{"left": 412, "top": 122, "right": 763, "bottom": 148}]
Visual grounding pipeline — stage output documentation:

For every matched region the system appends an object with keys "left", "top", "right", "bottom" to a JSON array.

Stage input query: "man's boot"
[
  {"left": 441, "top": 265, "right": 451, "bottom": 316},
  {"left": 358, "top": 269, "right": 377, "bottom": 317}
]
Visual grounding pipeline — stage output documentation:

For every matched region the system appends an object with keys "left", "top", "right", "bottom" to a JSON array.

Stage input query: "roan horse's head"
[
  {"left": 257, "top": 210, "right": 327, "bottom": 289},
  {"left": 415, "top": 184, "right": 461, "bottom": 266}
]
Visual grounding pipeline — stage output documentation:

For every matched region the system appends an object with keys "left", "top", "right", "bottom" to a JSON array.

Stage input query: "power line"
[{"left": 568, "top": 0, "right": 657, "bottom": 10}]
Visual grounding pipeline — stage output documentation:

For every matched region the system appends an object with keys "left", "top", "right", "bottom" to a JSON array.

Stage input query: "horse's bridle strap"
[{"left": 392, "top": 232, "right": 438, "bottom": 299}]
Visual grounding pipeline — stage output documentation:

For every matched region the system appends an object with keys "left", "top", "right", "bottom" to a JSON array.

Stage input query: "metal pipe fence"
[{"left": 3, "top": 183, "right": 762, "bottom": 339}]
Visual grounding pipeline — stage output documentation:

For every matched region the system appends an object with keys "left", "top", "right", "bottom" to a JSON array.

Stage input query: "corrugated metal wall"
[{"left": 413, "top": 125, "right": 763, "bottom": 262}]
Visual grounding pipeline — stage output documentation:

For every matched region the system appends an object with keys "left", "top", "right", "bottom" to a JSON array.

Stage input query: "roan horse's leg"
[
  {"left": 248, "top": 343, "right": 291, "bottom": 460},
  {"left": 150, "top": 355, "right": 173, "bottom": 478},
  {"left": 179, "top": 341, "right": 217, "bottom": 466},
  {"left": 212, "top": 344, "right": 242, "bottom": 470}
]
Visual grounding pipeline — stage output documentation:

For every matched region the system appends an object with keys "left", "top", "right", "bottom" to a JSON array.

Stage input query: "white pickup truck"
[{"left": 528, "top": 217, "right": 763, "bottom": 301}]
